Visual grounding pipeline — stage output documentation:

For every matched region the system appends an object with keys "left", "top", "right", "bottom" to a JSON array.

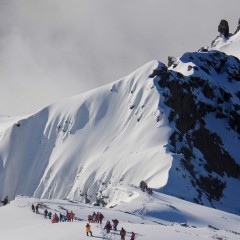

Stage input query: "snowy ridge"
[{"left": 210, "top": 30, "right": 240, "bottom": 59}]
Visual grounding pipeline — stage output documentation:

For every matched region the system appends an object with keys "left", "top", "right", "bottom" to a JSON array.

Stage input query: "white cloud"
[{"left": 0, "top": 0, "right": 239, "bottom": 115}]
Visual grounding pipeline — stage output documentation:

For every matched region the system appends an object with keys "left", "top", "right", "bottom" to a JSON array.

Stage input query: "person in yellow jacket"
[{"left": 86, "top": 223, "right": 93, "bottom": 236}]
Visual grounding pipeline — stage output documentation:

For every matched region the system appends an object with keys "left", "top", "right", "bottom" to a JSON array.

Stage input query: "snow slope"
[
  {"left": 211, "top": 30, "right": 240, "bottom": 59},
  {"left": 0, "top": 61, "right": 172, "bottom": 206},
  {"left": 0, "top": 193, "right": 240, "bottom": 240}
]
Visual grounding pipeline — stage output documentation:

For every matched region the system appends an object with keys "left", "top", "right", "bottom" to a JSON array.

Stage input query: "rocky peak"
[
  {"left": 150, "top": 50, "right": 240, "bottom": 212},
  {"left": 218, "top": 19, "right": 229, "bottom": 37}
]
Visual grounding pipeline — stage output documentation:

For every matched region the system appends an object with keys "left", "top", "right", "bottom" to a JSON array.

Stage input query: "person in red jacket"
[
  {"left": 66, "top": 211, "right": 71, "bottom": 222},
  {"left": 99, "top": 212, "right": 104, "bottom": 224},
  {"left": 52, "top": 213, "right": 59, "bottom": 223},
  {"left": 120, "top": 227, "right": 126, "bottom": 240},
  {"left": 130, "top": 232, "right": 136, "bottom": 240},
  {"left": 69, "top": 211, "right": 74, "bottom": 222}
]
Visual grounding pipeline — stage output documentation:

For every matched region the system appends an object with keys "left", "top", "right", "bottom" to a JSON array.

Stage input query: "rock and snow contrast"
[{"left": 0, "top": 20, "right": 240, "bottom": 239}]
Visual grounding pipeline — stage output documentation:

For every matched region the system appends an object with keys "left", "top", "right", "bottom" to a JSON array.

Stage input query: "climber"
[
  {"left": 86, "top": 223, "right": 93, "bottom": 236},
  {"left": 112, "top": 219, "right": 119, "bottom": 231},
  {"left": 31, "top": 204, "right": 35, "bottom": 212},
  {"left": 120, "top": 227, "right": 126, "bottom": 240},
  {"left": 70, "top": 211, "right": 75, "bottom": 222},
  {"left": 104, "top": 221, "right": 112, "bottom": 233},
  {"left": 130, "top": 232, "right": 136, "bottom": 240},
  {"left": 44, "top": 209, "right": 48, "bottom": 218},
  {"left": 48, "top": 211, "right": 52, "bottom": 219}
]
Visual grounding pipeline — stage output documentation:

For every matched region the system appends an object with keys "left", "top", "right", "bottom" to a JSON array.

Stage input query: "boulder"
[{"left": 218, "top": 19, "right": 229, "bottom": 37}]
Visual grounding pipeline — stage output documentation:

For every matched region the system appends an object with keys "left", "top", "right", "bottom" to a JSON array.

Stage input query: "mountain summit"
[{"left": 0, "top": 20, "right": 239, "bottom": 215}]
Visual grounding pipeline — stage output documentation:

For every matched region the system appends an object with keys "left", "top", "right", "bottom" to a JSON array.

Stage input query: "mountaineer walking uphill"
[{"left": 86, "top": 223, "right": 93, "bottom": 237}]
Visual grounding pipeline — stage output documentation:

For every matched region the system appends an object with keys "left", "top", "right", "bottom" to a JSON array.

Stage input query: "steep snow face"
[
  {"left": 210, "top": 30, "right": 240, "bottom": 59},
  {"left": 0, "top": 61, "right": 172, "bottom": 205}
]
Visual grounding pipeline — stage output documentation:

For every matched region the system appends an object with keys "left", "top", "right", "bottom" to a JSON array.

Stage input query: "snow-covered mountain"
[{"left": 0, "top": 24, "right": 240, "bottom": 217}]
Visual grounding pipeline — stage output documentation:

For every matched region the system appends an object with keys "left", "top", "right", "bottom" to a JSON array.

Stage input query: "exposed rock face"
[
  {"left": 150, "top": 50, "right": 240, "bottom": 209},
  {"left": 218, "top": 19, "right": 229, "bottom": 37},
  {"left": 234, "top": 18, "right": 240, "bottom": 34},
  {"left": 167, "top": 56, "right": 177, "bottom": 67}
]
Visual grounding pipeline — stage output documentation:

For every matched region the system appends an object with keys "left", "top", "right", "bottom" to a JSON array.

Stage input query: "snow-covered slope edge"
[
  {"left": 1, "top": 193, "right": 240, "bottom": 240},
  {"left": 211, "top": 29, "right": 240, "bottom": 59},
  {"left": 0, "top": 61, "right": 172, "bottom": 206}
]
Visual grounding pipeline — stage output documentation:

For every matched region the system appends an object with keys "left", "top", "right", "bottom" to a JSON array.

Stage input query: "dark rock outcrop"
[
  {"left": 218, "top": 19, "right": 229, "bottom": 37},
  {"left": 234, "top": 18, "right": 240, "bottom": 34},
  {"left": 150, "top": 50, "right": 240, "bottom": 208}
]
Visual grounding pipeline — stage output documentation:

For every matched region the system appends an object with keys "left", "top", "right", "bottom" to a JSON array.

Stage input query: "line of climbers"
[
  {"left": 31, "top": 203, "right": 136, "bottom": 239},
  {"left": 87, "top": 211, "right": 104, "bottom": 224},
  {"left": 86, "top": 218, "right": 135, "bottom": 240},
  {"left": 31, "top": 203, "right": 75, "bottom": 223}
]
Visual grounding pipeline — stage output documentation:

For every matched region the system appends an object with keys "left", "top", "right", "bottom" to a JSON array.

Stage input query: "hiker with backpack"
[
  {"left": 51, "top": 213, "right": 59, "bottom": 223},
  {"left": 48, "top": 211, "right": 52, "bottom": 219},
  {"left": 66, "top": 211, "right": 71, "bottom": 222},
  {"left": 35, "top": 203, "right": 40, "bottom": 214},
  {"left": 130, "top": 232, "right": 136, "bottom": 240},
  {"left": 86, "top": 223, "right": 93, "bottom": 236},
  {"left": 104, "top": 221, "right": 112, "bottom": 233},
  {"left": 112, "top": 219, "right": 119, "bottom": 231},
  {"left": 99, "top": 212, "right": 104, "bottom": 224},
  {"left": 44, "top": 209, "right": 48, "bottom": 218},
  {"left": 88, "top": 214, "right": 92, "bottom": 222},
  {"left": 120, "top": 227, "right": 126, "bottom": 240},
  {"left": 31, "top": 204, "right": 35, "bottom": 212},
  {"left": 70, "top": 211, "right": 75, "bottom": 222}
]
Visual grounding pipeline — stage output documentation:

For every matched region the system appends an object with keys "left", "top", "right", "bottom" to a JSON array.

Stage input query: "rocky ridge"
[{"left": 150, "top": 49, "right": 240, "bottom": 212}]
